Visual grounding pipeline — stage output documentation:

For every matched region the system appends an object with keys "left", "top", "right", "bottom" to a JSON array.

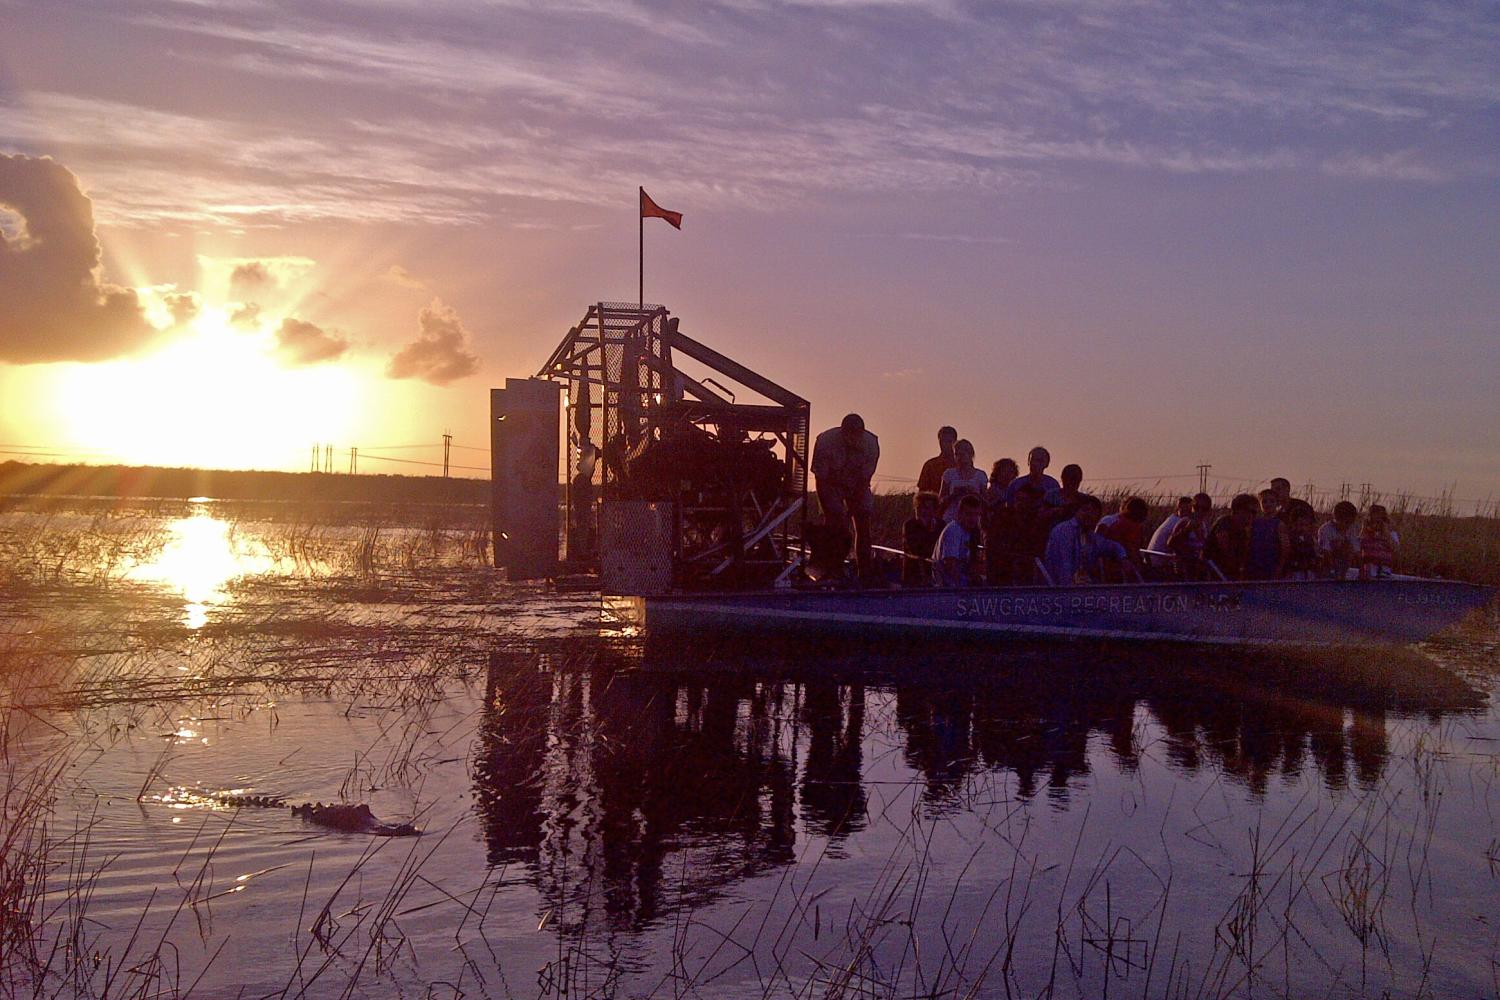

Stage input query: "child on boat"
[
  {"left": 1283, "top": 500, "right": 1319, "bottom": 579},
  {"left": 1317, "top": 501, "right": 1361, "bottom": 579},
  {"left": 902, "top": 491, "right": 944, "bottom": 586},
  {"left": 1359, "top": 504, "right": 1399, "bottom": 578}
]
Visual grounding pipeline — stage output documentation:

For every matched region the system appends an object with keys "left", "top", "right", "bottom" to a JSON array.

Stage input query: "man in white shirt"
[
  {"left": 812, "top": 413, "right": 880, "bottom": 577},
  {"left": 933, "top": 494, "right": 984, "bottom": 587},
  {"left": 1316, "top": 500, "right": 1361, "bottom": 579},
  {"left": 1146, "top": 496, "right": 1194, "bottom": 568}
]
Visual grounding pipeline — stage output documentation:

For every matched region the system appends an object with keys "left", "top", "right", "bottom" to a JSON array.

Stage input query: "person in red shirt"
[
  {"left": 1097, "top": 496, "right": 1150, "bottom": 571},
  {"left": 916, "top": 426, "right": 958, "bottom": 495}
]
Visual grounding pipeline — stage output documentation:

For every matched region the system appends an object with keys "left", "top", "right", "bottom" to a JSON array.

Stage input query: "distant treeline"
[{"left": 0, "top": 461, "right": 488, "bottom": 505}]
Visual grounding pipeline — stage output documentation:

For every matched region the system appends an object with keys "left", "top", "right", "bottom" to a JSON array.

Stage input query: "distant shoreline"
[{"left": 0, "top": 461, "right": 489, "bottom": 505}]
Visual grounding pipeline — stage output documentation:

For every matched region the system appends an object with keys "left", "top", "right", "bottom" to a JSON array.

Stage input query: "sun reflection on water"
[{"left": 128, "top": 505, "right": 279, "bottom": 627}]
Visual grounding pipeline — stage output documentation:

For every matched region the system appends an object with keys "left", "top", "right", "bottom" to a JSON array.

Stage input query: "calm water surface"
[{"left": 4, "top": 501, "right": 1499, "bottom": 998}]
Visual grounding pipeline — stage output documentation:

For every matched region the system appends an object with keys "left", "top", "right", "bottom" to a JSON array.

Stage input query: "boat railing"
[
  {"left": 1033, "top": 557, "right": 1055, "bottom": 586},
  {"left": 1141, "top": 548, "right": 1230, "bottom": 583}
]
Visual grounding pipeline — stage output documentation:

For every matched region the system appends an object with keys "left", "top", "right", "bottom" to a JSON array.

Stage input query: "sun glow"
[
  {"left": 46, "top": 307, "right": 363, "bottom": 470},
  {"left": 127, "top": 505, "right": 282, "bottom": 628}
]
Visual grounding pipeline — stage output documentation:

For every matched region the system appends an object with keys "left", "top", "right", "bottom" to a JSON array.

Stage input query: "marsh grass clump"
[
  {"left": 0, "top": 510, "right": 170, "bottom": 591},
  {"left": 0, "top": 500, "right": 494, "bottom": 598},
  {"left": 0, "top": 708, "right": 70, "bottom": 980}
]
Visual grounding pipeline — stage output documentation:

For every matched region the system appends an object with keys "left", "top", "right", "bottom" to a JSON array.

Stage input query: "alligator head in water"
[{"left": 290, "top": 802, "right": 420, "bottom": 836}]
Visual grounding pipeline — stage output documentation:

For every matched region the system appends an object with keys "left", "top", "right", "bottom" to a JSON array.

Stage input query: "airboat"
[{"left": 489, "top": 303, "right": 1493, "bottom": 648}]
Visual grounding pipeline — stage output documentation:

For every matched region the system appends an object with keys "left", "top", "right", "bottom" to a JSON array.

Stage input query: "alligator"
[
  {"left": 169, "top": 792, "right": 420, "bottom": 836},
  {"left": 291, "top": 802, "right": 420, "bottom": 837},
  {"left": 207, "top": 793, "right": 288, "bottom": 809}
]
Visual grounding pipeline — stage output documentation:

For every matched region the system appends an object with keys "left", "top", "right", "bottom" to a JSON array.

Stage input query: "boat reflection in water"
[{"left": 472, "top": 633, "right": 1482, "bottom": 938}]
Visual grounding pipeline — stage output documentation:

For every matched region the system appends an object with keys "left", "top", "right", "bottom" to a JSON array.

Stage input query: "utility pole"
[
  {"left": 442, "top": 432, "right": 452, "bottom": 478},
  {"left": 1339, "top": 482, "right": 1351, "bottom": 501},
  {"left": 324, "top": 444, "right": 333, "bottom": 475},
  {"left": 1359, "top": 483, "right": 1373, "bottom": 508},
  {"left": 349, "top": 447, "right": 358, "bottom": 475},
  {"left": 311, "top": 443, "right": 319, "bottom": 473},
  {"left": 1196, "top": 463, "right": 1212, "bottom": 495}
]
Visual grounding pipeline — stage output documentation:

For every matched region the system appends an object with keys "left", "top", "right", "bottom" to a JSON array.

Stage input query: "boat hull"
[{"left": 605, "top": 579, "right": 1494, "bottom": 647}]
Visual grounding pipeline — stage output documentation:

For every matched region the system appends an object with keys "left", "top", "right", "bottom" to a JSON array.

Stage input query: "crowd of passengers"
[{"left": 811, "top": 416, "right": 1400, "bottom": 588}]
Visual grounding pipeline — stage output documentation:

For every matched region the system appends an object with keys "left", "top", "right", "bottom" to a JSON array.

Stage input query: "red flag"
[{"left": 639, "top": 187, "right": 683, "bottom": 229}]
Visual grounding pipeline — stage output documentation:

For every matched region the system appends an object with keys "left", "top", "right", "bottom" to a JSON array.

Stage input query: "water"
[{"left": 3, "top": 500, "right": 1499, "bottom": 998}]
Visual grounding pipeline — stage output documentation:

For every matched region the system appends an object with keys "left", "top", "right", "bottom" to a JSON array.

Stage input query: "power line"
[
  {"left": 359, "top": 453, "right": 488, "bottom": 473},
  {"left": 359, "top": 444, "right": 443, "bottom": 451},
  {"left": 2, "top": 439, "right": 1491, "bottom": 510}
]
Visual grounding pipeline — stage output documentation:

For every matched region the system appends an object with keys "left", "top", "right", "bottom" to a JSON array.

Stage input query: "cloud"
[
  {"left": 382, "top": 264, "right": 427, "bottom": 289},
  {"left": 162, "top": 290, "right": 201, "bottom": 326},
  {"left": 202, "top": 255, "right": 317, "bottom": 293},
  {"left": 230, "top": 261, "right": 272, "bottom": 294},
  {"left": 0, "top": 4, "right": 1491, "bottom": 234},
  {"left": 1321, "top": 151, "right": 1448, "bottom": 183},
  {"left": 386, "top": 299, "right": 480, "bottom": 385},
  {"left": 229, "top": 302, "right": 262, "bottom": 329},
  {"left": 275, "top": 316, "right": 349, "bottom": 364},
  {"left": 0, "top": 153, "right": 154, "bottom": 363},
  {"left": 881, "top": 367, "right": 924, "bottom": 381},
  {"left": 135, "top": 285, "right": 202, "bottom": 328},
  {"left": 858, "top": 231, "right": 1012, "bottom": 246}
]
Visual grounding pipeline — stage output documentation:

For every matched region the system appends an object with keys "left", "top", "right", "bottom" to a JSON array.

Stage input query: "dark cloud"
[
  {"left": 275, "top": 316, "right": 348, "bottom": 365},
  {"left": 163, "top": 290, "right": 200, "bottom": 326},
  {"left": 0, "top": 153, "right": 153, "bottom": 363},
  {"left": 229, "top": 302, "right": 262, "bottom": 329},
  {"left": 386, "top": 300, "right": 479, "bottom": 385},
  {"left": 230, "top": 261, "right": 272, "bottom": 295}
]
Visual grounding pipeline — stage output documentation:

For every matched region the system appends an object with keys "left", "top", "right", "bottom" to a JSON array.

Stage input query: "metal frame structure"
[{"left": 535, "top": 302, "right": 809, "bottom": 587}]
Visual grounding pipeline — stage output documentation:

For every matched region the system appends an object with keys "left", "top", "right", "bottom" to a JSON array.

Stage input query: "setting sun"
[
  {"left": 4, "top": 4, "right": 1500, "bottom": 998},
  {"left": 39, "top": 308, "right": 364, "bottom": 470}
]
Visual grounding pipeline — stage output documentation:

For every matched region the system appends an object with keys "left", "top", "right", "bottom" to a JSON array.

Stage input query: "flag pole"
[{"left": 638, "top": 187, "right": 644, "bottom": 311}]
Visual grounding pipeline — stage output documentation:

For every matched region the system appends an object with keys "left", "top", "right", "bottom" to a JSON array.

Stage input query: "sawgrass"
[{"left": 3, "top": 498, "right": 1498, "bottom": 997}]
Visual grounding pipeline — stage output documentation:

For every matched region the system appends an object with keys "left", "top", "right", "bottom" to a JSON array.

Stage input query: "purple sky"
[{"left": 1, "top": 0, "right": 1497, "bottom": 503}]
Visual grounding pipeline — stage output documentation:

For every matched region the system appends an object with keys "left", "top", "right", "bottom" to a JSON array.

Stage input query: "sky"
[{"left": 0, "top": 0, "right": 1497, "bottom": 503}]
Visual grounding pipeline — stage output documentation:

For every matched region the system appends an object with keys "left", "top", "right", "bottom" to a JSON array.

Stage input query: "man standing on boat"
[
  {"left": 1002, "top": 446, "right": 1061, "bottom": 504},
  {"left": 813, "top": 413, "right": 880, "bottom": 578},
  {"left": 917, "top": 426, "right": 958, "bottom": 494}
]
